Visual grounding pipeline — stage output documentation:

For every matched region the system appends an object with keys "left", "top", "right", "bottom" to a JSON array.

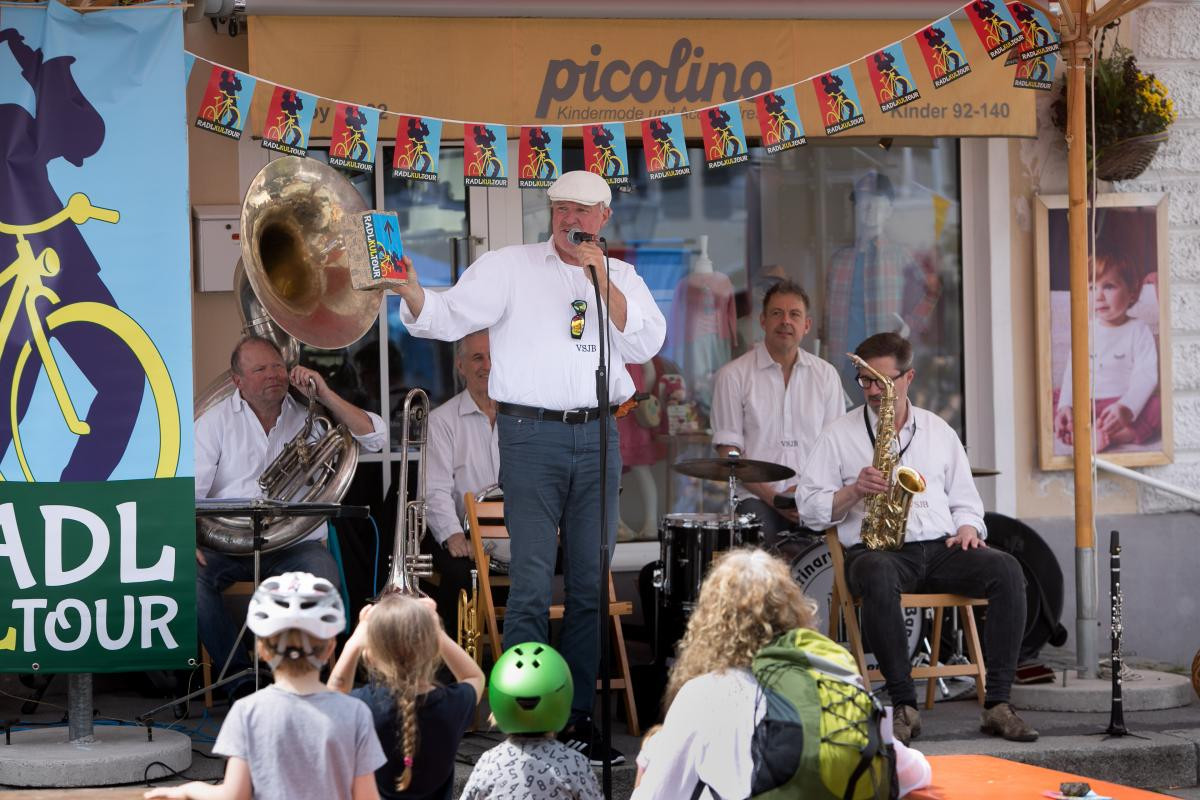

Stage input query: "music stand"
[{"left": 140, "top": 499, "right": 370, "bottom": 723}]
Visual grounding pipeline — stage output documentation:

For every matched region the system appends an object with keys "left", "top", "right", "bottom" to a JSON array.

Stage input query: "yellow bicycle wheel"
[{"left": 6, "top": 302, "right": 181, "bottom": 482}]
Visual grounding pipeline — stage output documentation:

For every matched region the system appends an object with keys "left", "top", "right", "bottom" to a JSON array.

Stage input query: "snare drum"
[{"left": 656, "top": 512, "right": 763, "bottom": 611}]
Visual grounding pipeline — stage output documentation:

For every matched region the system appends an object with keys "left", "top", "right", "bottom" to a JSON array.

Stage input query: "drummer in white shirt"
[
  {"left": 709, "top": 280, "right": 845, "bottom": 546},
  {"left": 392, "top": 170, "right": 666, "bottom": 764},
  {"left": 796, "top": 331, "right": 1037, "bottom": 746},
  {"left": 422, "top": 328, "right": 502, "bottom": 633}
]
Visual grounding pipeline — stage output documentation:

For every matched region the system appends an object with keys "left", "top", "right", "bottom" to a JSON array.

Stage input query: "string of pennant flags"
[{"left": 186, "top": 0, "right": 1059, "bottom": 187}]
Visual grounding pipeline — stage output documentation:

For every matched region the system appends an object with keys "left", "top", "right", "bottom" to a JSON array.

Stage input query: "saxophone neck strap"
[{"left": 863, "top": 403, "right": 916, "bottom": 459}]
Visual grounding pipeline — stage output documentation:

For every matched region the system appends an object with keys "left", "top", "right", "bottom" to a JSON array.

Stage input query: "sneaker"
[
  {"left": 892, "top": 704, "right": 922, "bottom": 746},
  {"left": 980, "top": 702, "right": 1040, "bottom": 742},
  {"left": 560, "top": 720, "right": 626, "bottom": 767}
]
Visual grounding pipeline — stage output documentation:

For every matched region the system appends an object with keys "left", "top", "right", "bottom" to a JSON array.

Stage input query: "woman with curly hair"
[
  {"left": 631, "top": 549, "right": 930, "bottom": 800},
  {"left": 328, "top": 595, "right": 483, "bottom": 800}
]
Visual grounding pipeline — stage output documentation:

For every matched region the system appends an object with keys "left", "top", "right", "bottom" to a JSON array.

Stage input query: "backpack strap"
[{"left": 842, "top": 705, "right": 883, "bottom": 800}]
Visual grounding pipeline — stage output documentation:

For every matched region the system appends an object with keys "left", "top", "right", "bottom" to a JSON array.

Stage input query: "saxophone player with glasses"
[
  {"left": 796, "top": 332, "right": 1037, "bottom": 745},
  {"left": 195, "top": 336, "right": 387, "bottom": 703}
]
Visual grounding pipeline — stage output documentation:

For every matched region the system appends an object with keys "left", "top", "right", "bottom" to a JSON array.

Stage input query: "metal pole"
[
  {"left": 67, "top": 673, "right": 94, "bottom": 743},
  {"left": 1064, "top": 7, "right": 1098, "bottom": 679}
]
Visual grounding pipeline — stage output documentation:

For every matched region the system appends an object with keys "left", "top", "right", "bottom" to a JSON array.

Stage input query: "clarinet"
[{"left": 1106, "top": 529, "right": 1128, "bottom": 736}]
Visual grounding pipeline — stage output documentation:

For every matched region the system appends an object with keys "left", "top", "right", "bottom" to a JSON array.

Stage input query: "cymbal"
[
  {"left": 672, "top": 457, "right": 795, "bottom": 484},
  {"left": 971, "top": 467, "right": 1001, "bottom": 477}
]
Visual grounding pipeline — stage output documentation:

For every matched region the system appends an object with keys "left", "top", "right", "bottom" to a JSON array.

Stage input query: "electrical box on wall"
[{"left": 192, "top": 205, "right": 242, "bottom": 292}]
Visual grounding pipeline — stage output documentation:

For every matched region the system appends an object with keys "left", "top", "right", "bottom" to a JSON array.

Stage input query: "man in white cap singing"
[{"left": 393, "top": 170, "right": 666, "bottom": 764}]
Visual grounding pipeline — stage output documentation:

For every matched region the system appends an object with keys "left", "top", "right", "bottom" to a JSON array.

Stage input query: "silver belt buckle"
[{"left": 561, "top": 409, "right": 573, "bottom": 423}]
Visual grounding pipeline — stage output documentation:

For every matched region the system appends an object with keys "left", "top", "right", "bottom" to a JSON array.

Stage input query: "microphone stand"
[{"left": 587, "top": 239, "right": 614, "bottom": 800}]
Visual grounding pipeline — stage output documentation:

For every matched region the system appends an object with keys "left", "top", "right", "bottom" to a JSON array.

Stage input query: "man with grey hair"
[{"left": 391, "top": 171, "right": 666, "bottom": 764}]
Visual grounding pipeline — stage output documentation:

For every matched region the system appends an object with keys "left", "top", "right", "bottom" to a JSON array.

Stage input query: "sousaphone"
[{"left": 196, "top": 156, "right": 385, "bottom": 554}]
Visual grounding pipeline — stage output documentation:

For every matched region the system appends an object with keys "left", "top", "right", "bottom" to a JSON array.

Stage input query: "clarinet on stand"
[{"left": 1106, "top": 529, "right": 1129, "bottom": 737}]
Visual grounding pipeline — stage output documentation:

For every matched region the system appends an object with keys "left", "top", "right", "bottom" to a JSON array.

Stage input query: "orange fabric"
[{"left": 908, "top": 755, "right": 1171, "bottom": 800}]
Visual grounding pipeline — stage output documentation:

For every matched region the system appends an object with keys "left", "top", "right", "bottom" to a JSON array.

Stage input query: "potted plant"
[{"left": 1051, "top": 39, "right": 1178, "bottom": 181}]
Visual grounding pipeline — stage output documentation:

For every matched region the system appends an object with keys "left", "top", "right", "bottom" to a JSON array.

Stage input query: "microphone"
[{"left": 567, "top": 228, "right": 605, "bottom": 245}]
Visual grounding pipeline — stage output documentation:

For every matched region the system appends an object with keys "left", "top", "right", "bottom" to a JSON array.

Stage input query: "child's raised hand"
[
  {"left": 418, "top": 596, "right": 438, "bottom": 617},
  {"left": 1097, "top": 403, "right": 1134, "bottom": 435},
  {"left": 1054, "top": 405, "right": 1074, "bottom": 445}
]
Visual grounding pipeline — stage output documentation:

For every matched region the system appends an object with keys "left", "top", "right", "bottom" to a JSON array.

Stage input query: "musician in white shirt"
[
  {"left": 797, "top": 332, "right": 1037, "bottom": 746},
  {"left": 710, "top": 280, "right": 844, "bottom": 544},
  {"left": 392, "top": 171, "right": 666, "bottom": 764},
  {"left": 194, "top": 336, "right": 386, "bottom": 700},
  {"left": 422, "top": 329, "right": 501, "bottom": 632}
]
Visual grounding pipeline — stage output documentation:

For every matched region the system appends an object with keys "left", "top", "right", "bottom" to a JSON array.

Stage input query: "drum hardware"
[
  {"left": 671, "top": 454, "right": 795, "bottom": 527},
  {"left": 380, "top": 388, "right": 433, "bottom": 596}
]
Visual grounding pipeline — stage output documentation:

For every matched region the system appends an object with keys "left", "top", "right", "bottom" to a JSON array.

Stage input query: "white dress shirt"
[
  {"left": 195, "top": 389, "right": 387, "bottom": 542},
  {"left": 398, "top": 239, "right": 667, "bottom": 409},
  {"left": 711, "top": 342, "right": 846, "bottom": 495},
  {"left": 425, "top": 389, "right": 500, "bottom": 544},
  {"left": 1059, "top": 318, "right": 1158, "bottom": 418},
  {"left": 796, "top": 403, "right": 986, "bottom": 549}
]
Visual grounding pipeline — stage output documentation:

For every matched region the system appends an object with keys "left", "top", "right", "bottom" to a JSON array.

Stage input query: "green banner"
[{"left": 0, "top": 479, "right": 196, "bottom": 673}]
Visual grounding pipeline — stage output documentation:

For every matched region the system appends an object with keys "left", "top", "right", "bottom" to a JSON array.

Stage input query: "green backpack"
[{"left": 746, "top": 628, "right": 897, "bottom": 800}]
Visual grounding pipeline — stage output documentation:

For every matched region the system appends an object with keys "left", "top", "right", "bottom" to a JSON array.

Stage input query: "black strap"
[
  {"left": 863, "top": 405, "right": 916, "bottom": 460},
  {"left": 843, "top": 705, "right": 885, "bottom": 800}
]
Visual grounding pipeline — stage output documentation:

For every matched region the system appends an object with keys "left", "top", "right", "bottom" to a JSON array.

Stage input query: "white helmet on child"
[{"left": 247, "top": 571, "right": 345, "bottom": 640}]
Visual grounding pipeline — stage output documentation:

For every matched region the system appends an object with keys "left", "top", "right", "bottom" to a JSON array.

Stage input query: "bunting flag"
[
  {"left": 1014, "top": 50, "right": 1056, "bottom": 90},
  {"left": 464, "top": 123, "right": 508, "bottom": 187},
  {"left": 392, "top": 115, "right": 442, "bottom": 181},
  {"left": 582, "top": 122, "right": 630, "bottom": 185},
  {"left": 917, "top": 18, "right": 973, "bottom": 88},
  {"left": 185, "top": 52, "right": 195, "bottom": 79},
  {"left": 329, "top": 102, "right": 380, "bottom": 172},
  {"left": 754, "top": 88, "right": 806, "bottom": 153},
  {"left": 262, "top": 86, "right": 316, "bottom": 157},
  {"left": 866, "top": 44, "right": 922, "bottom": 113},
  {"left": 518, "top": 125, "right": 563, "bottom": 188},
  {"left": 965, "top": 0, "right": 1025, "bottom": 59},
  {"left": 1009, "top": 2, "right": 1061, "bottom": 61},
  {"left": 699, "top": 103, "right": 749, "bottom": 169},
  {"left": 813, "top": 66, "right": 866, "bottom": 136},
  {"left": 641, "top": 115, "right": 690, "bottom": 180},
  {"left": 195, "top": 64, "right": 256, "bottom": 140}
]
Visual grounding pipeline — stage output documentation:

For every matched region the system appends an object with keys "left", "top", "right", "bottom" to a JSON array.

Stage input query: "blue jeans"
[
  {"left": 498, "top": 413, "right": 621, "bottom": 718},
  {"left": 196, "top": 541, "right": 340, "bottom": 688}
]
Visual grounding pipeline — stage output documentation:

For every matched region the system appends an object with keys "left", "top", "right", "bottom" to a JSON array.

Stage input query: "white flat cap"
[{"left": 547, "top": 170, "right": 612, "bottom": 207}]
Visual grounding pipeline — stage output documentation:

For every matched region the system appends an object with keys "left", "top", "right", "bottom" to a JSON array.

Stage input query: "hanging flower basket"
[{"left": 1095, "top": 130, "right": 1169, "bottom": 182}]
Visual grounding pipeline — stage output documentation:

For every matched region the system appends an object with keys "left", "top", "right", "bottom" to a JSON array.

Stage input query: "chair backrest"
[
  {"left": 824, "top": 529, "right": 848, "bottom": 591},
  {"left": 465, "top": 493, "right": 508, "bottom": 540}
]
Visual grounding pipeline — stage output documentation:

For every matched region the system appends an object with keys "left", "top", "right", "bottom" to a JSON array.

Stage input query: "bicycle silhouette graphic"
[
  {"left": 707, "top": 127, "right": 741, "bottom": 160},
  {"left": 649, "top": 138, "right": 684, "bottom": 172},
  {"left": 0, "top": 193, "right": 179, "bottom": 481},
  {"left": 932, "top": 43, "right": 965, "bottom": 76},
  {"left": 396, "top": 139, "right": 433, "bottom": 173},
  {"left": 825, "top": 93, "right": 860, "bottom": 126},
  {"left": 878, "top": 68, "right": 913, "bottom": 101},
  {"left": 332, "top": 127, "right": 370, "bottom": 162},
  {"left": 983, "top": 17, "right": 1018, "bottom": 49},
  {"left": 766, "top": 109, "right": 800, "bottom": 144},
  {"left": 266, "top": 110, "right": 303, "bottom": 147},
  {"left": 590, "top": 144, "right": 624, "bottom": 178},
  {"left": 202, "top": 89, "right": 240, "bottom": 129},
  {"left": 521, "top": 145, "right": 558, "bottom": 181},
  {"left": 471, "top": 145, "right": 503, "bottom": 179}
]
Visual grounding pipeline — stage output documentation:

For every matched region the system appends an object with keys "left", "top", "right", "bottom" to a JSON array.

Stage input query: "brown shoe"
[
  {"left": 893, "top": 704, "right": 921, "bottom": 746},
  {"left": 980, "top": 702, "right": 1039, "bottom": 742}
]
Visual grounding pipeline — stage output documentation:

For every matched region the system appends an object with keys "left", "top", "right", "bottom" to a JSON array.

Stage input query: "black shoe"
[{"left": 559, "top": 720, "right": 626, "bottom": 767}]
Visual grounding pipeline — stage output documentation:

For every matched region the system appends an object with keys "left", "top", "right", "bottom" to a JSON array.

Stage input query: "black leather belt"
[{"left": 498, "top": 401, "right": 618, "bottom": 425}]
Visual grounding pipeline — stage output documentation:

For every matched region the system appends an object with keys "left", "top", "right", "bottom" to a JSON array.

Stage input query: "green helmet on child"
[{"left": 489, "top": 642, "right": 573, "bottom": 734}]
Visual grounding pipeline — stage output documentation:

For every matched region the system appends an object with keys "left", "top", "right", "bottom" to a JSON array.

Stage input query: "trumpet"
[
  {"left": 457, "top": 569, "right": 482, "bottom": 664},
  {"left": 380, "top": 388, "right": 433, "bottom": 595}
]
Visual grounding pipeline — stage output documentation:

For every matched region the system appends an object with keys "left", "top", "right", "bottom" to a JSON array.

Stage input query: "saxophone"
[
  {"left": 457, "top": 569, "right": 482, "bottom": 665},
  {"left": 848, "top": 353, "right": 927, "bottom": 551}
]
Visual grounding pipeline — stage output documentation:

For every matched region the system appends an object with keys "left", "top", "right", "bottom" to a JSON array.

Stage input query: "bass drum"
[{"left": 789, "top": 539, "right": 923, "bottom": 671}]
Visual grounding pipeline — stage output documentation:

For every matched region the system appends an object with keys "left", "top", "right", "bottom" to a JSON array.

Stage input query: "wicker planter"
[{"left": 1095, "top": 131, "right": 1169, "bottom": 181}]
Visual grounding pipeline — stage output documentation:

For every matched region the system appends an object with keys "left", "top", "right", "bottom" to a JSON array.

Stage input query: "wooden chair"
[
  {"left": 465, "top": 492, "right": 641, "bottom": 736},
  {"left": 824, "top": 530, "right": 988, "bottom": 709}
]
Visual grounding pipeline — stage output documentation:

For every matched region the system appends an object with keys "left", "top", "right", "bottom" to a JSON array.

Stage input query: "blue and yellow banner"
[
  {"left": 392, "top": 115, "right": 442, "bottom": 182},
  {"left": 867, "top": 44, "right": 921, "bottom": 114},
  {"left": 0, "top": 1, "right": 194, "bottom": 673},
  {"left": 262, "top": 85, "right": 316, "bottom": 157},
  {"left": 329, "top": 102, "right": 381, "bottom": 173},
  {"left": 518, "top": 125, "right": 562, "bottom": 189},
  {"left": 464, "top": 123, "right": 508, "bottom": 187},
  {"left": 196, "top": 64, "right": 256, "bottom": 140},
  {"left": 965, "top": 0, "right": 1024, "bottom": 60},
  {"left": 813, "top": 66, "right": 866, "bottom": 136},
  {"left": 699, "top": 103, "right": 748, "bottom": 170},
  {"left": 582, "top": 123, "right": 630, "bottom": 186},
  {"left": 754, "top": 88, "right": 806, "bottom": 153},
  {"left": 641, "top": 115, "right": 690, "bottom": 180}
]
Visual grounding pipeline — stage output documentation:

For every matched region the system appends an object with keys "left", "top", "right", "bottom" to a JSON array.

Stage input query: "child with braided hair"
[{"left": 329, "top": 594, "right": 484, "bottom": 800}]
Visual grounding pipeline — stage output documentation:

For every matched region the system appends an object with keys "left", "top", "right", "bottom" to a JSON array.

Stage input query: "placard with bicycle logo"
[
  {"left": 329, "top": 102, "right": 380, "bottom": 173},
  {"left": 1009, "top": 2, "right": 1060, "bottom": 61},
  {"left": 812, "top": 66, "right": 866, "bottom": 136},
  {"left": 917, "top": 19, "right": 973, "bottom": 89},
  {"left": 392, "top": 115, "right": 443, "bottom": 182},
  {"left": 1, "top": 1, "right": 194, "bottom": 672},
  {"left": 1013, "top": 50, "right": 1056, "bottom": 91},
  {"left": 464, "top": 123, "right": 509, "bottom": 187},
  {"left": 965, "top": 0, "right": 1025, "bottom": 60},
  {"left": 195, "top": 64, "right": 256, "bottom": 140},
  {"left": 262, "top": 85, "right": 316, "bottom": 157},
  {"left": 518, "top": 125, "right": 562, "bottom": 188},
  {"left": 582, "top": 123, "right": 630, "bottom": 186},
  {"left": 754, "top": 88, "right": 806, "bottom": 154},
  {"left": 640, "top": 114, "right": 690, "bottom": 181},
  {"left": 698, "top": 102, "right": 748, "bottom": 170},
  {"left": 867, "top": 44, "right": 921, "bottom": 114}
]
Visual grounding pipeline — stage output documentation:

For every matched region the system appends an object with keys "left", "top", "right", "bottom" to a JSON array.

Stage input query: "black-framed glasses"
[{"left": 855, "top": 372, "right": 905, "bottom": 389}]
